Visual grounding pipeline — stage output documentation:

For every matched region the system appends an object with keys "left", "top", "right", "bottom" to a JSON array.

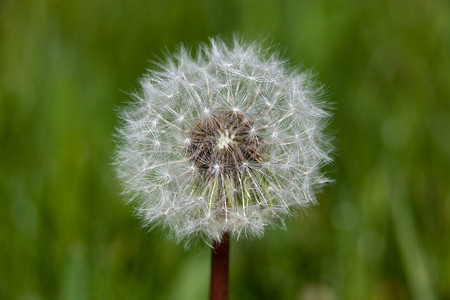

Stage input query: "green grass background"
[{"left": 1, "top": 0, "right": 449, "bottom": 299}]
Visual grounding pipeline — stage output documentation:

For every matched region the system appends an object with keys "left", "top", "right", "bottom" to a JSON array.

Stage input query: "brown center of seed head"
[{"left": 187, "top": 111, "right": 263, "bottom": 178}]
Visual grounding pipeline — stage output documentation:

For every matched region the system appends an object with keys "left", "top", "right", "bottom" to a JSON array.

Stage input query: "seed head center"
[
  {"left": 217, "top": 130, "right": 236, "bottom": 150},
  {"left": 187, "top": 111, "right": 264, "bottom": 177}
]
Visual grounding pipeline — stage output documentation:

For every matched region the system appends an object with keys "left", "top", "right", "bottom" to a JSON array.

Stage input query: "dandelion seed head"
[{"left": 115, "top": 37, "right": 333, "bottom": 245}]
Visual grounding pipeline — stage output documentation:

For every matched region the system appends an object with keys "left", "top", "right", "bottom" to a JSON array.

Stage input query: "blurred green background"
[{"left": 1, "top": 0, "right": 449, "bottom": 299}]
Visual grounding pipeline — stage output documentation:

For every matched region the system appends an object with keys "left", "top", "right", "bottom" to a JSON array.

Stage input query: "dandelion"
[{"left": 115, "top": 37, "right": 333, "bottom": 299}]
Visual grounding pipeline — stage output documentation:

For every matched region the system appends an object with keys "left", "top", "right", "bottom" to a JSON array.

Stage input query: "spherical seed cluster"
[{"left": 115, "top": 38, "right": 333, "bottom": 244}]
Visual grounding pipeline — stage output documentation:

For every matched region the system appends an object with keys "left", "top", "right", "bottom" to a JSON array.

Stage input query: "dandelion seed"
[{"left": 114, "top": 37, "right": 333, "bottom": 245}]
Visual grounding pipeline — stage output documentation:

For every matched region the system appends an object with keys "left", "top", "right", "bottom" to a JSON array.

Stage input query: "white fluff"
[{"left": 115, "top": 37, "right": 333, "bottom": 245}]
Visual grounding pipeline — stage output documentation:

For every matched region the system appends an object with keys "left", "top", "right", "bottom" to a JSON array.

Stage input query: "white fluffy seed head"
[{"left": 115, "top": 37, "right": 333, "bottom": 245}]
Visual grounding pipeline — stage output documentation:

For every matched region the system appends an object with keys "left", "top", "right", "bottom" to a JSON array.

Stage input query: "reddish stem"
[{"left": 209, "top": 232, "right": 230, "bottom": 300}]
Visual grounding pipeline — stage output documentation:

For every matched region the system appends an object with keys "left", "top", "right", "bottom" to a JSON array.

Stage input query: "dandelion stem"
[{"left": 209, "top": 232, "right": 230, "bottom": 300}]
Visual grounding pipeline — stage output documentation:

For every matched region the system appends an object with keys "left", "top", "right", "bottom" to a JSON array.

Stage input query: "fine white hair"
[{"left": 115, "top": 37, "right": 333, "bottom": 245}]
